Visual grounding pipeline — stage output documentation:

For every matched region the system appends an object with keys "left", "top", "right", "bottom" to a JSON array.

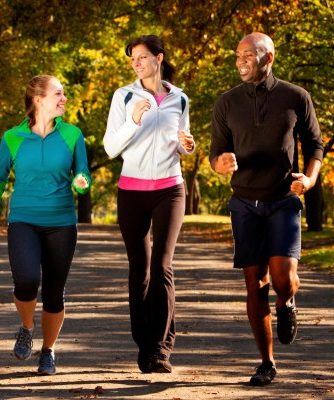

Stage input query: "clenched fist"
[{"left": 214, "top": 153, "right": 238, "bottom": 175}]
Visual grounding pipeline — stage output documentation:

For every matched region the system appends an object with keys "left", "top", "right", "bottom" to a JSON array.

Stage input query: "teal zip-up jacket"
[{"left": 0, "top": 117, "right": 91, "bottom": 226}]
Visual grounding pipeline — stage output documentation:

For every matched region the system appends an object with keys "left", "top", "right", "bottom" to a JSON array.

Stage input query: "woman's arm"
[
  {"left": 0, "top": 137, "right": 13, "bottom": 196},
  {"left": 72, "top": 133, "right": 92, "bottom": 194},
  {"left": 103, "top": 89, "right": 141, "bottom": 158},
  {"left": 177, "top": 95, "right": 194, "bottom": 154}
]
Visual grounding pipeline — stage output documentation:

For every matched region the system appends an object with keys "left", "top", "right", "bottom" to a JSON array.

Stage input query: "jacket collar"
[
  {"left": 131, "top": 79, "right": 182, "bottom": 95},
  {"left": 18, "top": 117, "right": 63, "bottom": 134},
  {"left": 243, "top": 72, "right": 276, "bottom": 95}
]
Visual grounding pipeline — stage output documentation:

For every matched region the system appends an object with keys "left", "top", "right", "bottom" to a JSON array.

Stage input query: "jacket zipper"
[
  {"left": 150, "top": 92, "right": 171, "bottom": 179},
  {"left": 254, "top": 87, "right": 259, "bottom": 127}
]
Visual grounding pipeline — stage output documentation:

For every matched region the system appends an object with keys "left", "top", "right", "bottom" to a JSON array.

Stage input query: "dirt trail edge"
[{"left": 0, "top": 224, "right": 333, "bottom": 400}]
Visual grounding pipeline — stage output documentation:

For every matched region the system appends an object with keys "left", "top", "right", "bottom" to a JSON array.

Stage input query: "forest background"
[{"left": 0, "top": 0, "right": 333, "bottom": 230}]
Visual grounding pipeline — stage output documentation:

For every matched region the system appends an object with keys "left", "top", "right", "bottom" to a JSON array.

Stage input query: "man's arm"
[
  {"left": 291, "top": 158, "right": 322, "bottom": 196},
  {"left": 210, "top": 95, "right": 236, "bottom": 175},
  {"left": 291, "top": 90, "right": 323, "bottom": 196}
]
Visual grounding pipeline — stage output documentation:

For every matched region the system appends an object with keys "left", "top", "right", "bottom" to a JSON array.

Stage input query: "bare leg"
[
  {"left": 269, "top": 256, "right": 300, "bottom": 309},
  {"left": 244, "top": 265, "right": 274, "bottom": 364},
  {"left": 14, "top": 295, "right": 36, "bottom": 330},
  {"left": 41, "top": 309, "right": 65, "bottom": 350}
]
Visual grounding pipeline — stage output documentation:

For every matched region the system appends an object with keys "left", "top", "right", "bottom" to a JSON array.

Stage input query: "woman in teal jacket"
[{"left": 0, "top": 75, "right": 91, "bottom": 375}]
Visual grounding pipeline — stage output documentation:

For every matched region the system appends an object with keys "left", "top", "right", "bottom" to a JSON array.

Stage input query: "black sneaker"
[
  {"left": 151, "top": 353, "right": 172, "bottom": 373},
  {"left": 137, "top": 351, "right": 154, "bottom": 373},
  {"left": 276, "top": 297, "right": 298, "bottom": 344},
  {"left": 249, "top": 362, "right": 277, "bottom": 386},
  {"left": 14, "top": 327, "right": 33, "bottom": 360},
  {"left": 37, "top": 348, "right": 56, "bottom": 375}
]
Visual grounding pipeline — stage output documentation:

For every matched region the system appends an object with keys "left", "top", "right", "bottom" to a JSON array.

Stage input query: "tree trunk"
[
  {"left": 185, "top": 154, "right": 201, "bottom": 215},
  {"left": 77, "top": 191, "right": 92, "bottom": 223},
  {"left": 192, "top": 178, "right": 201, "bottom": 214},
  {"left": 304, "top": 174, "right": 324, "bottom": 231}
]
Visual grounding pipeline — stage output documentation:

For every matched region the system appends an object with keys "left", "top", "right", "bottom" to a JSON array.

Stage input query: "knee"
[
  {"left": 272, "top": 271, "right": 300, "bottom": 294},
  {"left": 42, "top": 291, "right": 65, "bottom": 313},
  {"left": 245, "top": 267, "right": 270, "bottom": 291},
  {"left": 248, "top": 281, "right": 270, "bottom": 301},
  {"left": 157, "top": 263, "right": 174, "bottom": 286},
  {"left": 14, "top": 279, "right": 40, "bottom": 301}
]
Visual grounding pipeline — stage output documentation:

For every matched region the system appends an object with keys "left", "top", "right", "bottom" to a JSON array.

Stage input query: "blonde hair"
[{"left": 25, "top": 75, "right": 54, "bottom": 128}]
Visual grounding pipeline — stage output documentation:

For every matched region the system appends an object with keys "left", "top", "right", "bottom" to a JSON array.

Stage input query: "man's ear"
[{"left": 266, "top": 52, "right": 274, "bottom": 64}]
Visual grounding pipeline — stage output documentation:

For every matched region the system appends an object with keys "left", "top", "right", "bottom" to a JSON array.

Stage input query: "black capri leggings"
[{"left": 8, "top": 222, "right": 77, "bottom": 313}]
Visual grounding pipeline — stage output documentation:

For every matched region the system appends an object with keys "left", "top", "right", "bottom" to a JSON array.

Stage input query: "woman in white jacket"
[{"left": 104, "top": 35, "right": 194, "bottom": 373}]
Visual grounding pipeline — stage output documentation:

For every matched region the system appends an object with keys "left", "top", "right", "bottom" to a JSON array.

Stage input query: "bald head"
[
  {"left": 236, "top": 32, "right": 275, "bottom": 84},
  {"left": 240, "top": 32, "right": 275, "bottom": 63}
]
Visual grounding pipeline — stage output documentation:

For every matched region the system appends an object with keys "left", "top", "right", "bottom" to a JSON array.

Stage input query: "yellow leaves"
[
  {"left": 114, "top": 15, "right": 130, "bottom": 28},
  {"left": 323, "top": 170, "right": 334, "bottom": 187},
  {"left": 93, "top": 166, "right": 112, "bottom": 181},
  {"left": 0, "top": 26, "right": 14, "bottom": 41}
]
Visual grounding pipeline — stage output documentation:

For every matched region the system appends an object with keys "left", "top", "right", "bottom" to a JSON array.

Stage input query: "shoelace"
[
  {"left": 256, "top": 364, "right": 275, "bottom": 375},
  {"left": 40, "top": 351, "right": 55, "bottom": 368},
  {"left": 16, "top": 328, "right": 32, "bottom": 346}
]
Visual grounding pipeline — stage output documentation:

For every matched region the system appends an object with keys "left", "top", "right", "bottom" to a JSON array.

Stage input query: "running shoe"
[
  {"left": 137, "top": 351, "right": 154, "bottom": 373},
  {"left": 14, "top": 327, "right": 33, "bottom": 360},
  {"left": 249, "top": 361, "right": 277, "bottom": 386},
  {"left": 37, "top": 348, "right": 56, "bottom": 375},
  {"left": 151, "top": 353, "right": 172, "bottom": 373},
  {"left": 276, "top": 297, "right": 298, "bottom": 344}
]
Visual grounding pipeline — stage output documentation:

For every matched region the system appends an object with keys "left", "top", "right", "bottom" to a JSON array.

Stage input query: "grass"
[
  {"left": 92, "top": 214, "right": 117, "bottom": 224},
  {"left": 90, "top": 214, "right": 334, "bottom": 273},
  {"left": 181, "top": 214, "right": 233, "bottom": 242},
  {"left": 301, "top": 226, "right": 334, "bottom": 272},
  {"left": 183, "top": 215, "right": 334, "bottom": 273},
  {"left": 183, "top": 214, "right": 231, "bottom": 224},
  {"left": 301, "top": 248, "right": 334, "bottom": 272}
]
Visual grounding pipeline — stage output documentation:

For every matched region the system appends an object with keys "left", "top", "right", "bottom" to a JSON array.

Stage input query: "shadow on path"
[{"left": 0, "top": 224, "right": 333, "bottom": 399}]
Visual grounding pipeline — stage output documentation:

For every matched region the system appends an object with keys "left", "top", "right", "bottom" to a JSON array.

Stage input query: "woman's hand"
[
  {"left": 132, "top": 100, "right": 151, "bottom": 125},
  {"left": 73, "top": 174, "right": 89, "bottom": 190},
  {"left": 178, "top": 130, "right": 194, "bottom": 152}
]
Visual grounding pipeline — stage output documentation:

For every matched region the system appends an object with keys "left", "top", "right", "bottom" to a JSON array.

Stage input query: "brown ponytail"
[
  {"left": 25, "top": 75, "right": 54, "bottom": 128},
  {"left": 125, "top": 35, "right": 176, "bottom": 82}
]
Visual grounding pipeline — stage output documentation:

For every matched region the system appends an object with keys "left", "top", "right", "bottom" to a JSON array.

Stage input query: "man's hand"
[
  {"left": 214, "top": 153, "right": 238, "bottom": 175},
  {"left": 290, "top": 173, "right": 312, "bottom": 196}
]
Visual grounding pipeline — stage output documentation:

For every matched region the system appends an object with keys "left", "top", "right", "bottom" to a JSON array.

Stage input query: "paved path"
[{"left": 0, "top": 224, "right": 333, "bottom": 399}]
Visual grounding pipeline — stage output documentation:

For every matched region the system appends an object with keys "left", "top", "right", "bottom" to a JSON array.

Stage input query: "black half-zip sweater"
[{"left": 210, "top": 72, "right": 323, "bottom": 201}]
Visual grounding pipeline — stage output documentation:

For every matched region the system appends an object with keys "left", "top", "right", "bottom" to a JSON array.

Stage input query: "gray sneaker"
[
  {"left": 37, "top": 348, "right": 56, "bottom": 375},
  {"left": 14, "top": 327, "right": 33, "bottom": 360}
]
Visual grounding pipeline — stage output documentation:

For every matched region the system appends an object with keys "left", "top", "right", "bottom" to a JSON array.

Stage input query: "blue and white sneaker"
[{"left": 14, "top": 327, "right": 33, "bottom": 360}]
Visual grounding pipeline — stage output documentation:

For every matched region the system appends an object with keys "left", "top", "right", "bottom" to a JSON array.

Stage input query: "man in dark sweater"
[{"left": 210, "top": 32, "right": 323, "bottom": 386}]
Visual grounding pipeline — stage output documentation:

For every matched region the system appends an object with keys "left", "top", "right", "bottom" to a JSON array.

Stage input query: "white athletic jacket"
[{"left": 103, "top": 79, "right": 192, "bottom": 180}]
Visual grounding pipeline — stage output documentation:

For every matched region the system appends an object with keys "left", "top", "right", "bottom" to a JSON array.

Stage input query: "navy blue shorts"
[{"left": 229, "top": 195, "right": 303, "bottom": 268}]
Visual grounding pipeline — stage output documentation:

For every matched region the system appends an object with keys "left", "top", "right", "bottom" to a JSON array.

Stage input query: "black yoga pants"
[{"left": 117, "top": 183, "right": 185, "bottom": 356}]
